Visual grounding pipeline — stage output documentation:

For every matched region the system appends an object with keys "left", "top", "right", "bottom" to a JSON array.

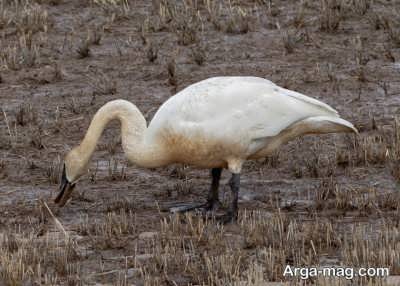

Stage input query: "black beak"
[{"left": 54, "top": 165, "right": 75, "bottom": 207}]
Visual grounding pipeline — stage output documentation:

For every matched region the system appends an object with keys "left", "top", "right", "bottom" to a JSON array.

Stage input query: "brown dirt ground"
[{"left": 0, "top": 0, "right": 400, "bottom": 285}]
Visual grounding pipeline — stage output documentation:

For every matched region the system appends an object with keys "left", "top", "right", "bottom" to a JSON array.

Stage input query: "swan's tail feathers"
[{"left": 302, "top": 116, "right": 358, "bottom": 134}]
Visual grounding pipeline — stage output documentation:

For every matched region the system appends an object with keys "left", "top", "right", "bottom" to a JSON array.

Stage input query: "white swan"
[{"left": 55, "top": 76, "right": 357, "bottom": 221}]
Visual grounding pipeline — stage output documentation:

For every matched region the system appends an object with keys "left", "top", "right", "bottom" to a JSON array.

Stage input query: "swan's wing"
[
  {"left": 278, "top": 87, "right": 338, "bottom": 115},
  {"left": 149, "top": 76, "right": 340, "bottom": 146},
  {"left": 230, "top": 87, "right": 339, "bottom": 139}
]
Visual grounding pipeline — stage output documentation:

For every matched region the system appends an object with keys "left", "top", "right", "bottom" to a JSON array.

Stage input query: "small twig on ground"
[{"left": 40, "top": 199, "right": 69, "bottom": 239}]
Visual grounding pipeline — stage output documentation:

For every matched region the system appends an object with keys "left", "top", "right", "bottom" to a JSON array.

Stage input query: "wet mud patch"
[{"left": 1, "top": 0, "right": 400, "bottom": 285}]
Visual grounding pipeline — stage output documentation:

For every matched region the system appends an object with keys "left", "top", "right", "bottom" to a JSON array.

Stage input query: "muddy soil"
[{"left": 0, "top": 0, "right": 399, "bottom": 285}]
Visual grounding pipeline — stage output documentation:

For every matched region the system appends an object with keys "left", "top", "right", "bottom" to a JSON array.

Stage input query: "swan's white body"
[
  {"left": 142, "top": 76, "right": 355, "bottom": 172},
  {"left": 61, "top": 76, "right": 357, "bottom": 185}
]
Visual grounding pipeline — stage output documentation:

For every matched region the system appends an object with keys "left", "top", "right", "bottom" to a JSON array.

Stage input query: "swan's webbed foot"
[
  {"left": 169, "top": 169, "right": 240, "bottom": 225},
  {"left": 169, "top": 199, "right": 220, "bottom": 214},
  {"left": 169, "top": 168, "right": 223, "bottom": 215}
]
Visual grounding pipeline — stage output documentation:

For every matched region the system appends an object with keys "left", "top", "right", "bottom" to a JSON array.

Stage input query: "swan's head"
[{"left": 54, "top": 147, "right": 87, "bottom": 207}]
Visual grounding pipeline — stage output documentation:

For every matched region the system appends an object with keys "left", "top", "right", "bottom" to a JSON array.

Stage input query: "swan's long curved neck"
[{"left": 78, "top": 100, "right": 168, "bottom": 169}]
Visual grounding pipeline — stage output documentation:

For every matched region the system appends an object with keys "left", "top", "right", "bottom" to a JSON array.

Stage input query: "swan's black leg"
[
  {"left": 204, "top": 168, "right": 222, "bottom": 210},
  {"left": 218, "top": 173, "right": 240, "bottom": 224},
  {"left": 170, "top": 168, "right": 222, "bottom": 213}
]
